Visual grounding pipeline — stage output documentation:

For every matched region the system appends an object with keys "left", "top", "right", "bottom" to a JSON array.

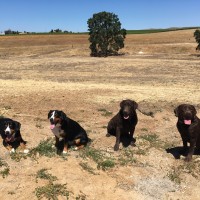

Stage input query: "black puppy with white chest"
[
  {"left": 174, "top": 104, "right": 200, "bottom": 162},
  {"left": 48, "top": 110, "right": 89, "bottom": 154},
  {"left": 0, "top": 118, "right": 28, "bottom": 153},
  {"left": 106, "top": 99, "right": 138, "bottom": 151}
]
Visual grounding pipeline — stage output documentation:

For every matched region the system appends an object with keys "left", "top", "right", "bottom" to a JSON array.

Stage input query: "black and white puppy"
[
  {"left": 48, "top": 110, "right": 89, "bottom": 154},
  {"left": 106, "top": 99, "right": 138, "bottom": 151},
  {"left": 0, "top": 118, "right": 28, "bottom": 153}
]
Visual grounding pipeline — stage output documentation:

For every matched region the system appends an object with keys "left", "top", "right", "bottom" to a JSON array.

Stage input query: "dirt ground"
[{"left": 0, "top": 29, "right": 200, "bottom": 200}]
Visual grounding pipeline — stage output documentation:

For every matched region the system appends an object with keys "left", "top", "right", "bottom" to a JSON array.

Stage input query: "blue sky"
[{"left": 0, "top": 0, "right": 199, "bottom": 32}]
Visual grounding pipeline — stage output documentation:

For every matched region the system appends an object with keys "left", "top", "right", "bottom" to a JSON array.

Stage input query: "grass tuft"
[
  {"left": 0, "top": 158, "right": 10, "bottom": 178},
  {"left": 36, "top": 168, "right": 58, "bottom": 183},
  {"left": 35, "top": 183, "right": 69, "bottom": 200},
  {"left": 30, "top": 138, "right": 56, "bottom": 158}
]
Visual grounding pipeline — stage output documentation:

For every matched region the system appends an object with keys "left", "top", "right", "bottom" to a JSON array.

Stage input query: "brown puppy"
[
  {"left": 174, "top": 104, "right": 200, "bottom": 161},
  {"left": 107, "top": 99, "right": 138, "bottom": 151}
]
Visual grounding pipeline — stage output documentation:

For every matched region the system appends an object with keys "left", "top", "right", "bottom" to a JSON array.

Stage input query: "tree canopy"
[
  {"left": 194, "top": 29, "right": 200, "bottom": 50},
  {"left": 87, "top": 11, "right": 126, "bottom": 57}
]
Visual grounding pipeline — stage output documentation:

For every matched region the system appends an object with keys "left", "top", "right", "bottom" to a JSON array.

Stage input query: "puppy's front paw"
[
  {"left": 184, "top": 155, "right": 192, "bottom": 162},
  {"left": 114, "top": 144, "right": 119, "bottom": 151},
  {"left": 10, "top": 148, "right": 15, "bottom": 153},
  {"left": 106, "top": 133, "right": 111, "bottom": 137},
  {"left": 62, "top": 150, "right": 68, "bottom": 154},
  {"left": 130, "top": 141, "right": 136, "bottom": 147}
]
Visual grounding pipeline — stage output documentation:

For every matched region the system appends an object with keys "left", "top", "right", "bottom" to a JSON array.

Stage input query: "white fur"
[
  {"left": 10, "top": 148, "right": 15, "bottom": 153},
  {"left": 23, "top": 149, "right": 29, "bottom": 154},
  {"left": 5, "top": 125, "right": 11, "bottom": 134},
  {"left": 51, "top": 125, "right": 64, "bottom": 140}
]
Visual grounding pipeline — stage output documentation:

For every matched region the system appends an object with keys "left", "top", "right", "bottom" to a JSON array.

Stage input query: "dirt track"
[{"left": 0, "top": 30, "right": 200, "bottom": 200}]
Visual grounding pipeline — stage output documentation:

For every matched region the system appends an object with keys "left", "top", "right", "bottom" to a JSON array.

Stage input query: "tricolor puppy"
[
  {"left": 174, "top": 104, "right": 200, "bottom": 161},
  {"left": 106, "top": 99, "right": 138, "bottom": 151},
  {"left": 0, "top": 118, "right": 28, "bottom": 153},
  {"left": 48, "top": 110, "right": 89, "bottom": 154}
]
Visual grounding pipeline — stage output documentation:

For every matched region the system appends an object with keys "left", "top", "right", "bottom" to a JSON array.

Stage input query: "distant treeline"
[
  {"left": 1, "top": 28, "right": 77, "bottom": 35},
  {"left": 1, "top": 27, "right": 199, "bottom": 36},
  {"left": 126, "top": 27, "right": 200, "bottom": 34}
]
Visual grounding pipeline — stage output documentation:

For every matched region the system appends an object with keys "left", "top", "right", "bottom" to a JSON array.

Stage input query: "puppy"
[
  {"left": 174, "top": 104, "right": 200, "bottom": 161},
  {"left": 106, "top": 99, "right": 138, "bottom": 151},
  {"left": 0, "top": 118, "right": 28, "bottom": 153},
  {"left": 48, "top": 110, "right": 89, "bottom": 154}
]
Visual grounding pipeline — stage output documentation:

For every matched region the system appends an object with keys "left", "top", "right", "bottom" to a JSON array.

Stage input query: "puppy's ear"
[
  {"left": 130, "top": 100, "right": 138, "bottom": 110},
  {"left": 60, "top": 111, "right": 67, "bottom": 121},
  {"left": 48, "top": 110, "right": 53, "bottom": 119},
  {"left": 190, "top": 105, "right": 197, "bottom": 116},
  {"left": 174, "top": 107, "right": 179, "bottom": 117},
  {"left": 14, "top": 121, "right": 21, "bottom": 131},
  {"left": 120, "top": 100, "right": 126, "bottom": 108}
]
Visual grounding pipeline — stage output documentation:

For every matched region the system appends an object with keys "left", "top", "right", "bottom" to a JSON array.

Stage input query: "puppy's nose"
[
  {"left": 50, "top": 118, "right": 54, "bottom": 124},
  {"left": 5, "top": 131, "right": 10, "bottom": 135},
  {"left": 123, "top": 111, "right": 129, "bottom": 116},
  {"left": 185, "top": 111, "right": 192, "bottom": 119}
]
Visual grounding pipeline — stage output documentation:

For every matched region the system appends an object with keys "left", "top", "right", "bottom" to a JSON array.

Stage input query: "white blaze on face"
[
  {"left": 50, "top": 111, "right": 56, "bottom": 129},
  {"left": 50, "top": 111, "right": 56, "bottom": 120},
  {"left": 5, "top": 125, "right": 11, "bottom": 134}
]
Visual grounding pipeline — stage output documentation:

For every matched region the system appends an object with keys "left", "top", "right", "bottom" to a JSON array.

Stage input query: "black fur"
[
  {"left": 0, "top": 118, "right": 26, "bottom": 150},
  {"left": 107, "top": 99, "right": 138, "bottom": 151},
  {"left": 174, "top": 104, "right": 200, "bottom": 161},
  {"left": 48, "top": 110, "right": 89, "bottom": 153}
]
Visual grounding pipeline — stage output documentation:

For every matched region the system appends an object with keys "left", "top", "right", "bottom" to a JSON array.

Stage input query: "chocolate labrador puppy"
[
  {"left": 174, "top": 104, "right": 200, "bottom": 161},
  {"left": 106, "top": 99, "right": 138, "bottom": 151}
]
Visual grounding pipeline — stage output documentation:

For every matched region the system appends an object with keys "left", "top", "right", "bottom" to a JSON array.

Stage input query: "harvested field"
[{"left": 0, "top": 29, "right": 200, "bottom": 200}]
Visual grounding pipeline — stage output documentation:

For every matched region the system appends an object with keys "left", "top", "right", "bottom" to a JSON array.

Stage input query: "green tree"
[
  {"left": 194, "top": 29, "right": 200, "bottom": 50},
  {"left": 87, "top": 11, "right": 126, "bottom": 57}
]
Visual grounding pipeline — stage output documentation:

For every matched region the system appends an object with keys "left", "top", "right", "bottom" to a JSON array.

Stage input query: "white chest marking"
[{"left": 51, "top": 125, "right": 64, "bottom": 140}]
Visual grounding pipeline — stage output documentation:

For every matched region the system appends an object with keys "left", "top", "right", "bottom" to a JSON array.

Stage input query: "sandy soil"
[{"left": 0, "top": 29, "right": 200, "bottom": 200}]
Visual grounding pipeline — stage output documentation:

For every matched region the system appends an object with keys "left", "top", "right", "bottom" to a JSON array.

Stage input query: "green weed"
[
  {"left": 167, "top": 167, "right": 181, "bottom": 184},
  {"left": 118, "top": 148, "right": 137, "bottom": 166},
  {"left": 36, "top": 168, "right": 58, "bottom": 183},
  {"left": 97, "top": 159, "right": 115, "bottom": 171},
  {"left": 30, "top": 138, "right": 56, "bottom": 158},
  {"left": 35, "top": 183, "right": 69, "bottom": 200},
  {"left": 0, "top": 158, "right": 10, "bottom": 178},
  {"left": 79, "top": 162, "right": 97, "bottom": 175},
  {"left": 80, "top": 146, "right": 115, "bottom": 171}
]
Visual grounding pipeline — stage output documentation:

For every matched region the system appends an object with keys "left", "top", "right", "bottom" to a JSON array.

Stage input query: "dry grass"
[{"left": 0, "top": 29, "right": 200, "bottom": 200}]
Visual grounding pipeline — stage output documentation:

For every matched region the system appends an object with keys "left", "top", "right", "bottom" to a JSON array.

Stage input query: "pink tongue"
[
  {"left": 50, "top": 124, "right": 55, "bottom": 130},
  {"left": 184, "top": 120, "right": 191, "bottom": 125},
  {"left": 124, "top": 116, "right": 129, "bottom": 120}
]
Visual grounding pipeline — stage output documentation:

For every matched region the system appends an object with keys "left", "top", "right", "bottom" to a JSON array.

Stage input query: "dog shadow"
[{"left": 166, "top": 146, "right": 200, "bottom": 159}]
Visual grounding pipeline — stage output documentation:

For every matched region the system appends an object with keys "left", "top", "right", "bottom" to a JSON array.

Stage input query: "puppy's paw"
[
  {"left": 130, "top": 141, "right": 136, "bottom": 147},
  {"left": 10, "top": 148, "right": 15, "bottom": 153},
  {"left": 23, "top": 149, "right": 29, "bottom": 154},
  {"left": 184, "top": 155, "right": 192, "bottom": 162},
  {"left": 62, "top": 150, "right": 68, "bottom": 154},
  {"left": 114, "top": 144, "right": 119, "bottom": 151},
  {"left": 106, "top": 133, "right": 111, "bottom": 137}
]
